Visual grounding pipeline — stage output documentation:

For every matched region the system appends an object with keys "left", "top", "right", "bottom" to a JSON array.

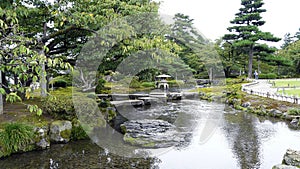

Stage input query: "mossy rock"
[
  {"left": 50, "top": 120, "right": 72, "bottom": 143},
  {"left": 123, "top": 134, "right": 157, "bottom": 148},
  {"left": 60, "top": 129, "right": 71, "bottom": 139},
  {"left": 120, "top": 124, "right": 127, "bottom": 133}
]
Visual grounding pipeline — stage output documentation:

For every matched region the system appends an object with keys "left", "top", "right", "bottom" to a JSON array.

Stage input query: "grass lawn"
[
  {"left": 278, "top": 89, "right": 300, "bottom": 96},
  {"left": 271, "top": 80, "right": 300, "bottom": 88}
]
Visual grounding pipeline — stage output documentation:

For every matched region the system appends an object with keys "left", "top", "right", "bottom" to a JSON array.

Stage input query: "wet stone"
[
  {"left": 283, "top": 149, "right": 300, "bottom": 166},
  {"left": 121, "top": 119, "right": 187, "bottom": 148}
]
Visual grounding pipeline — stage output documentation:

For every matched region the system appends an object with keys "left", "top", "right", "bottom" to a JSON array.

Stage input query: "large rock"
[
  {"left": 50, "top": 120, "right": 72, "bottom": 143},
  {"left": 121, "top": 120, "right": 188, "bottom": 148},
  {"left": 290, "top": 118, "right": 299, "bottom": 128},
  {"left": 269, "top": 109, "right": 283, "bottom": 117},
  {"left": 241, "top": 102, "right": 251, "bottom": 108},
  {"left": 283, "top": 149, "right": 300, "bottom": 166},
  {"left": 35, "top": 127, "right": 50, "bottom": 149},
  {"left": 272, "top": 164, "right": 298, "bottom": 169}
]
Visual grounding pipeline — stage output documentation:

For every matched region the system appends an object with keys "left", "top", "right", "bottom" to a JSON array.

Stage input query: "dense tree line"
[{"left": 1, "top": 0, "right": 300, "bottom": 115}]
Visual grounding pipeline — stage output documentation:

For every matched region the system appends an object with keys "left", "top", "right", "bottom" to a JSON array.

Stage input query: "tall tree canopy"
[
  {"left": 169, "top": 13, "right": 217, "bottom": 79},
  {"left": 0, "top": 0, "right": 160, "bottom": 114},
  {"left": 223, "top": 0, "right": 280, "bottom": 78},
  {"left": 278, "top": 40, "right": 300, "bottom": 75}
]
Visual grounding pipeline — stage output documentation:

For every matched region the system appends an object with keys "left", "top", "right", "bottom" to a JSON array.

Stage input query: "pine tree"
[
  {"left": 223, "top": 0, "right": 280, "bottom": 78},
  {"left": 170, "top": 13, "right": 208, "bottom": 78}
]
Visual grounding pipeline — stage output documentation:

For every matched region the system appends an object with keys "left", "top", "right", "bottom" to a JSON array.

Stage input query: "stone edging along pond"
[
  {"left": 0, "top": 119, "right": 88, "bottom": 159},
  {"left": 198, "top": 84, "right": 300, "bottom": 128}
]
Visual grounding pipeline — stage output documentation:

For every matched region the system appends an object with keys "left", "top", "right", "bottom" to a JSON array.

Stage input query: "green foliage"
[
  {"left": 129, "top": 77, "right": 141, "bottom": 88},
  {"left": 107, "top": 109, "right": 117, "bottom": 122},
  {"left": 27, "top": 104, "right": 43, "bottom": 116},
  {"left": 5, "top": 93, "right": 22, "bottom": 103},
  {"left": 226, "top": 84, "right": 243, "bottom": 99},
  {"left": 95, "top": 78, "right": 106, "bottom": 94},
  {"left": 215, "top": 39, "right": 243, "bottom": 78},
  {"left": 278, "top": 40, "right": 300, "bottom": 75},
  {"left": 0, "top": 123, "right": 34, "bottom": 157},
  {"left": 226, "top": 77, "right": 248, "bottom": 85},
  {"left": 41, "top": 94, "right": 75, "bottom": 120},
  {"left": 71, "top": 119, "right": 88, "bottom": 140},
  {"left": 170, "top": 13, "right": 209, "bottom": 78},
  {"left": 141, "top": 82, "right": 155, "bottom": 88},
  {"left": 258, "top": 73, "right": 277, "bottom": 79},
  {"left": 287, "top": 108, "right": 300, "bottom": 115},
  {"left": 223, "top": 0, "right": 280, "bottom": 78}
]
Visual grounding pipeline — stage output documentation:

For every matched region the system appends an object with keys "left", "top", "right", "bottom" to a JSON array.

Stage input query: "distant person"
[{"left": 254, "top": 70, "right": 258, "bottom": 80}]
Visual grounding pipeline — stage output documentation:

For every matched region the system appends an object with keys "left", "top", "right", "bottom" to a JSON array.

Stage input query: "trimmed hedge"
[{"left": 258, "top": 73, "right": 277, "bottom": 79}]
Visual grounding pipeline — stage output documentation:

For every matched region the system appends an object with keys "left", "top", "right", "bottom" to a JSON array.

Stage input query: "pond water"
[{"left": 1, "top": 100, "right": 300, "bottom": 169}]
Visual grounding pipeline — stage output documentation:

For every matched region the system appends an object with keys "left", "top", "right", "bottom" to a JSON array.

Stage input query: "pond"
[{"left": 1, "top": 100, "right": 300, "bottom": 169}]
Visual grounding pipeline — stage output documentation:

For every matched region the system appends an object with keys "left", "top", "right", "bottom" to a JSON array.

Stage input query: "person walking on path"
[{"left": 254, "top": 70, "right": 259, "bottom": 80}]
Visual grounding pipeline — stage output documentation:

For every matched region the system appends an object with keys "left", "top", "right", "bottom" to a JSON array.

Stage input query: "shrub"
[
  {"left": 71, "top": 119, "right": 88, "bottom": 140},
  {"left": 95, "top": 78, "right": 106, "bottom": 94},
  {"left": 129, "top": 77, "right": 141, "bottom": 88},
  {"left": 0, "top": 123, "right": 34, "bottom": 157},
  {"left": 141, "top": 82, "right": 155, "bottom": 88},
  {"left": 41, "top": 95, "right": 75, "bottom": 120},
  {"left": 258, "top": 73, "right": 277, "bottom": 79},
  {"left": 288, "top": 108, "right": 300, "bottom": 115}
]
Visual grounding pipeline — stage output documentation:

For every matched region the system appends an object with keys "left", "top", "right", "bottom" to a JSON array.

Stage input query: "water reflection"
[
  {"left": 0, "top": 140, "right": 160, "bottom": 169},
  {"left": 223, "top": 112, "right": 261, "bottom": 169},
  {"left": 2, "top": 100, "right": 300, "bottom": 169}
]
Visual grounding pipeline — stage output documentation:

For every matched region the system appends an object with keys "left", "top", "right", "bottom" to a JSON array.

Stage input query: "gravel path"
[{"left": 242, "top": 79, "right": 299, "bottom": 104}]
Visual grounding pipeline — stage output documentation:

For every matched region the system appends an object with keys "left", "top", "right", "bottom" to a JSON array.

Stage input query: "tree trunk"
[
  {"left": 209, "top": 67, "right": 213, "bottom": 82},
  {"left": 40, "top": 22, "right": 47, "bottom": 98},
  {"left": 224, "top": 67, "right": 230, "bottom": 78},
  {"left": 46, "top": 74, "right": 50, "bottom": 93},
  {"left": 0, "top": 70, "right": 3, "bottom": 115},
  {"left": 248, "top": 46, "right": 254, "bottom": 79},
  {"left": 40, "top": 52, "right": 47, "bottom": 97}
]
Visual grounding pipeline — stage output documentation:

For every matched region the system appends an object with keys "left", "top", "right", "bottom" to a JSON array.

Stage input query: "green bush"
[
  {"left": 95, "top": 78, "right": 106, "bottom": 94},
  {"left": 41, "top": 95, "right": 75, "bottom": 120},
  {"left": 141, "top": 82, "right": 155, "bottom": 88},
  {"left": 258, "top": 73, "right": 277, "bottom": 79},
  {"left": 288, "top": 108, "right": 300, "bottom": 115},
  {"left": 71, "top": 119, "right": 88, "bottom": 140},
  {"left": 0, "top": 123, "right": 34, "bottom": 157},
  {"left": 129, "top": 77, "right": 141, "bottom": 88}
]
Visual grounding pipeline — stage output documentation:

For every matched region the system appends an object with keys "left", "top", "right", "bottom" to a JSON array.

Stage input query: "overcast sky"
[{"left": 156, "top": 0, "right": 300, "bottom": 47}]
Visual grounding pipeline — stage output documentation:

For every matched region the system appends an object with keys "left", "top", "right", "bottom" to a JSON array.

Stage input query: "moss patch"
[
  {"left": 60, "top": 129, "right": 71, "bottom": 139},
  {"left": 71, "top": 119, "right": 88, "bottom": 140}
]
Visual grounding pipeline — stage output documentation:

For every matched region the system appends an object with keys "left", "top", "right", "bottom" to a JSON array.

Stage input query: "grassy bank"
[{"left": 195, "top": 78, "right": 300, "bottom": 119}]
